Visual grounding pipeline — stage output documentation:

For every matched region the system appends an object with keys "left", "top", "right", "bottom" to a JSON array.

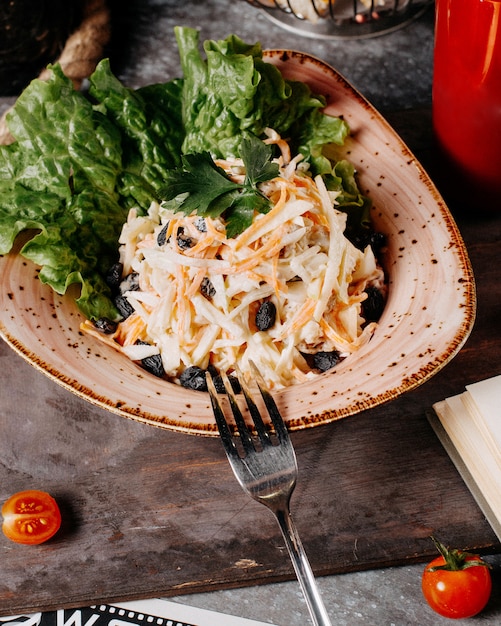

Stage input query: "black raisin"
[
  {"left": 135, "top": 340, "right": 165, "bottom": 378},
  {"left": 114, "top": 295, "right": 134, "bottom": 320},
  {"left": 119, "top": 272, "right": 140, "bottom": 294},
  {"left": 194, "top": 217, "right": 207, "bottom": 232},
  {"left": 178, "top": 365, "right": 241, "bottom": 393},
  {"left": 201, "top": 276, "right": 216, "bottom": 299},
  {"left": 312, "top": 351, "right": 341, "bottom": 372},
  {"left": 362, "top": 286, "right": 385, "bottom": 322},
  {"left": 93, "top": 317, "right": 117, "bottom": 334},
  {"left": 105, "top": 262, "right": 123, "bottom": 291},
  {"left": 371, "top": 232, "right": 386, "bottom": 254},
  {"left": 255, "top": 301, "right": 277, "bottom": 331},
  {"left": 141, "top": 353, "right": 165, "bottom": 378},
  {"left": 157, "top": 222, "right": 170, "bottom": 246},
  {"left": 180, "top": 366, "right": 207, "bottom": 391},
  {"left": 177, "top": 227, "right": 193, "bottom": 250},
  {"left": 352, "top": 230, "right": 387, "bottom": 254}
]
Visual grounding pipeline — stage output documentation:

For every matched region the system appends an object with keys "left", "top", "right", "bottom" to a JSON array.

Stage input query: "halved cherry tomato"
[
  {"left": 1, "top": 490, "right": 61, "bottom": 545},
  {"left": 422, "top": 537, "right": 492, "bottom": 619}
]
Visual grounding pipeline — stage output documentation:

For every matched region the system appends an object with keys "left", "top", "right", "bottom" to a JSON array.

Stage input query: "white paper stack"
[{"left": 430, "top": 375, "right": 501, "bottom": 541}]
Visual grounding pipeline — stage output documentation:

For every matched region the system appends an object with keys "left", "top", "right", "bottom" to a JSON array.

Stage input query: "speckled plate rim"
[{"left": 0, "top": 50, "right": 476, "bottom": 436}]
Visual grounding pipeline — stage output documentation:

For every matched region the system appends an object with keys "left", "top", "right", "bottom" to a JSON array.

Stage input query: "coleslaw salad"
[{"left": 81, "top": 131, "right": 385, "bottom": 388}]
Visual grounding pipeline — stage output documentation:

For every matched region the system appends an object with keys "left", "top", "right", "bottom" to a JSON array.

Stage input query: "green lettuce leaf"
[
  {"left": 0, "top": 62, "right": 185, "bottom": 320},
  {"left": 295, "top": 110, "right": 350, "bottom": 175},
  {"left": 0, "top": 65, "right": 128, "bottom": 319},
  {"left": 325, "top": 159, "right": 373, "bottom": 243},
  {"left": 89, "top": 60, "right": 184, "bottom": 209},
  {"left": 174, "top": 26, "right": 349, "bottom": 165},
  {"left": 0, "top": 27, "right": 368, "bottom": 323}
]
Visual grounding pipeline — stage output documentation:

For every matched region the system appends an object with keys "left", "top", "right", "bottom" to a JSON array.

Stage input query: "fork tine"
[
  {"left": 249, "top": 360, "right": 290, "bottom": 445},
  {"left": 206, "top": 372, "right": 240, "bottom": 460},
  {"left": 234, "top": 364, "right": 273, "bottom": 449},
  {"left": 219, "top": 370, "right": 255, "bottom": 455}
]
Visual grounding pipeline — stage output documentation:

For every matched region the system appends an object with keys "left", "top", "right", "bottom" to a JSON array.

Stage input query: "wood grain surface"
[{"left": 1, "top": 109, "right": 500, "bottom": 615}]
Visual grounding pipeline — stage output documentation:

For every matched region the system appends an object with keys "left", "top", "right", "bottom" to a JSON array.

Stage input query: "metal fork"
[{"left": 206, "top": 363, "right": 332, "bottom": 626}]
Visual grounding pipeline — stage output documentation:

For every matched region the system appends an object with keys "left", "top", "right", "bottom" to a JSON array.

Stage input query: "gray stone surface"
[
  {"left": 169, "top": 556, "right": 501, "bottom": 625},
  {"left": 108, "top": 0, "right": 434, "bottom": 113}
]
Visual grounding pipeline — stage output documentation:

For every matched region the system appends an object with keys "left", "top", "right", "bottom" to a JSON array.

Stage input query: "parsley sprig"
[{"left": 161, "top": 135, "right": 279, "bottom": 238}]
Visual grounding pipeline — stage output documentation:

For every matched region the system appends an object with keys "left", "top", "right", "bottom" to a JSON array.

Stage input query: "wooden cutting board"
[{"left": 1, "top": 111, "right": 500, "bottom": 615}]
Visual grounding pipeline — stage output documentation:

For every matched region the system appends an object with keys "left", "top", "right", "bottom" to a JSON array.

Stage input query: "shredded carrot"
[
  {"left": 319, "top": 317, "right": 354, "bottom": 352},
  {"left": 117, "top": 312, "right": 147, "bottom": 346},
  {"left": 218, "top": 225, "right": 287, "bottom": 275},
  {"left": 277, "top": 298, "right": 317, "bottom": 340},
  {"left": 184, "top": 233, "right": 216, "bottom": 257},
  {"left": 186, "top": 268, "right": 208, "bottom": 298},
  {"left": 270, "top": 254, "right": 280, "bottom": 298}
]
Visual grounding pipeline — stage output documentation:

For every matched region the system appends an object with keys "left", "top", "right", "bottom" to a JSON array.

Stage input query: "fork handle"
[{"left": 275, "top": 507, "right": 333, "bottom": 626}]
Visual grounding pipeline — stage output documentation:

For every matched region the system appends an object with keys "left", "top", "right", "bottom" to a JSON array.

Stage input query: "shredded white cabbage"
[{"left": 81, "top": 137, "right": 385, "bottom": 389}]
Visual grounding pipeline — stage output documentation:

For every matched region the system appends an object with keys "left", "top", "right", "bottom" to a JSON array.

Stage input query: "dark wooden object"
[
  {"left": 0, "top": 0, "right": 85, "bottom": 95},
  {"left": 1, "top": 109, "right": 500, "bottom": 615}
]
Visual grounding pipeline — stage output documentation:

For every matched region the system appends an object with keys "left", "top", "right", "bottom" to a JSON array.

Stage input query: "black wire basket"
[{"left": 244, "top": 0, "right": 434, "bottom": 39}]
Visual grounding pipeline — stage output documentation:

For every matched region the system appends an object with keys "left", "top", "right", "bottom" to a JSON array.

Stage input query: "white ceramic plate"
[{"left": 0, "top": 50, "right": 475, "bottom": 435}]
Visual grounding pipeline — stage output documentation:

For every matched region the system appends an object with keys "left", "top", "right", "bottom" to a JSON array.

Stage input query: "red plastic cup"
[{"left": 433, "top": 0, "right": 501, "bottom": 211}]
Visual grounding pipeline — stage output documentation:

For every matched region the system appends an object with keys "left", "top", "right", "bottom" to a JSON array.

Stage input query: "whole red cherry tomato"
[
  {"left": 1, "top": 489, "right": 62, "bottom": 545},
  {"left": 422, "top": 536, "right": 492, "bottom": 619}
]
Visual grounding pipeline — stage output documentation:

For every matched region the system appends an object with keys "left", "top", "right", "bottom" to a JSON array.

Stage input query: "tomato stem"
[{"left": 427, "top": 536, "right": 492, "bottom": 572}]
